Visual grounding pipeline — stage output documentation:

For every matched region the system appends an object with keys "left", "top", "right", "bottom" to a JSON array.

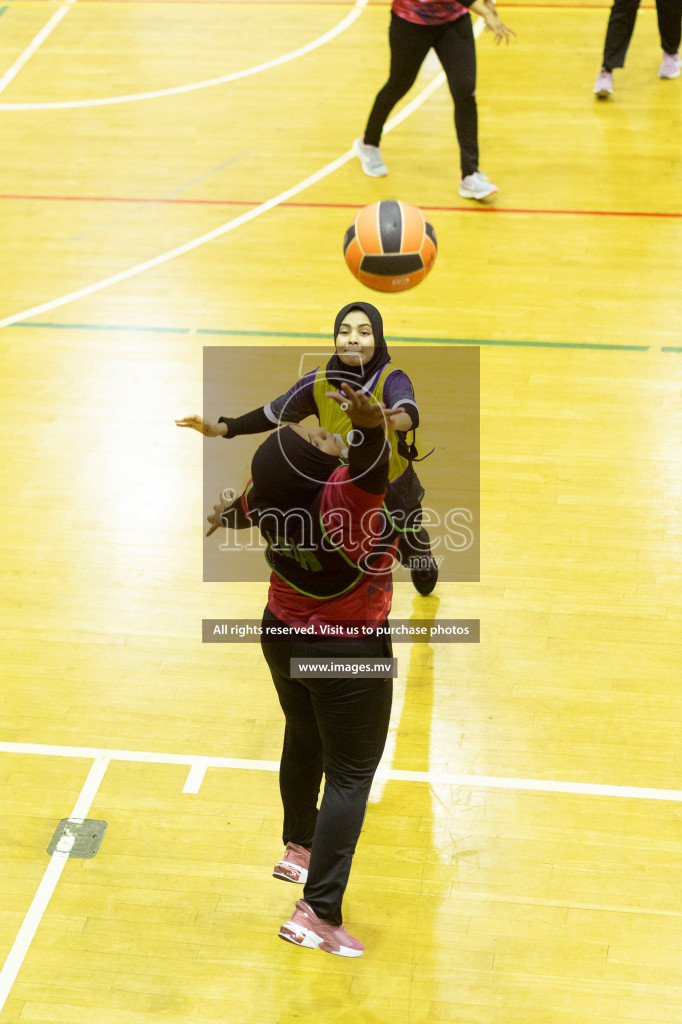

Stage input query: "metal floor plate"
[{"left": 47, "top": 818, "right": 108, "bottom": 858}]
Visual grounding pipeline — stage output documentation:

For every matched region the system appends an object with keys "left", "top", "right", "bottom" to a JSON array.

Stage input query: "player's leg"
[
  {"left": 398, "top": 525, "right": 439, "bottom": 595},
  {"left": 261, "top": 616, "right": 323, "bottom": 852},
  {"left": 434, "top": 16, "right": 497, "bottom": 199},
  {"left": 656, "top": 0, "right": 681, "bottom": 77},
  {"left": 301, "top": 662, "right": 393, "bottom": 925},
  {"left": 355, "top": 14, "right": 435, "bottom": 176},
  {"left": 434, "top": 15, "right": 479, "bottom": 177},
  {"left": 278, "top": 639, "right": 393, "bottom": 957},
  {"left": 601, "top": 0, "right": 642, "bottom": 71},
  {"left": 385, "top": 468, "right": 439, "bottom": 595}
]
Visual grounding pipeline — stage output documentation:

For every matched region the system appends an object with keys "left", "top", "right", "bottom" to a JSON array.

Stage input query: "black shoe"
[{"left": 410, "top": 557, "right": 438, "bottom": 596}]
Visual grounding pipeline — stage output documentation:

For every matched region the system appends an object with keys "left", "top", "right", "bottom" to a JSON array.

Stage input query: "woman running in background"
[{"left": 352, "top": 0, "right": 515, "bottom": 200}]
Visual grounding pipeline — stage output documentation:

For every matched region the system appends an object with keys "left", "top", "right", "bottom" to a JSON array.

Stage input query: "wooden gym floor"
[{"left": 1, "top": 0, "right": 681, "bottom": 1021}]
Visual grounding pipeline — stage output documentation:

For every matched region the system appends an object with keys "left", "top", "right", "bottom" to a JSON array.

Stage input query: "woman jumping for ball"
[
  {"left": 176, "top": 301, "right": 438, "bottom": 595},
  {"left": 202, "top": 382, "right": 404, "bottom": 955}
]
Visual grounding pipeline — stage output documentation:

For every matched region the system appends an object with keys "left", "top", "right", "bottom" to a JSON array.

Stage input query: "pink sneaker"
[
  {"left": 659, "top": 51, "right": 681, "bottom": 78},
  {"left": 279, "top": 899, "right": 364, "bottom": 957},
  {"left": 273, "top": 843, "right": 310, "bottom": 884}
]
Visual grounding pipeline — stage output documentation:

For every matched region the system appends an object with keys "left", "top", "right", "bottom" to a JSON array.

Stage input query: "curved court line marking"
[
  {"left": 1, "top": 741, "right": 682, "bottom": 802},
  {"left": 0, "top": 0, "right": 368, "bottom": 110},
  {"left": 0, "top": 753, "right": 109, "bottom": 1016},
  {"left": 0, "top": 0, "right": 75, "bottom": 96},
  {"left": 0, "top": 67, "right": 451, "bottom": 330}
]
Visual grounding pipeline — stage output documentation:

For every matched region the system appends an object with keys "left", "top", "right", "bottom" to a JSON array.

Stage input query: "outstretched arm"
[
  {"left": 176, "top": 407, "right": 273, "bottom": 438},
  {"left": 206, "top": 488, "right": 251, "bottom": 536},
  {"left": 469, "top": 0, "right": 515, "bottom": 43},
  {"left": 176, "top": 414, "right": 228, "bottom": 437}
]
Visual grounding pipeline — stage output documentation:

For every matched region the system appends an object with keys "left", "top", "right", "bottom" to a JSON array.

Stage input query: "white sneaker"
[
  {"left": 459, "top": 171, "right": 497, "bottom": 200},
  {"left": 593, "top": 69, "right": 614, "bottom": 97},
  {"left": 353, "top": 137, "right": 388, "bottom": 178},
  {"left": 659, "top": 51, "right": 681, "bottom": 78}
]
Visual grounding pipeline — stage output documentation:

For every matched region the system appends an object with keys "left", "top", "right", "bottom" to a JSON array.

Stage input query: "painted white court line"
[
  {"left": 0, "top": 753, "right": 109, "bottom": 1017},
  {"left": 0, "top": 67, "right": 449, "bottom": 330},
  {"left": 1, "top": 732, "right": 679, "bottom": 1010},
  {"left": 1, "top": 741, "right": 682, "bottom": 803},
  {"left": 182, "top": 758, "right": 209, "bottom": 794},
  {"left": 0, "top": 0, "right": 368, "bottom": 110},
  {"left": 0, "top": 0, "right": 76, "bottom": 97}
]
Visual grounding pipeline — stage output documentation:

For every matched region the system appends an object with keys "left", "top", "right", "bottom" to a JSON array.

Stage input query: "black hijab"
[
  {"left": 325, "top": 302, "right": 391, "bottom": 388},
  {"left": 248, "top": 426, "right": 340, "bottom": 536}
]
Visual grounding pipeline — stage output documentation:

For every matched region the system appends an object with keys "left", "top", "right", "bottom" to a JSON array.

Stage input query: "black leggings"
[
  {"left": 602, "top": 0, "right": 681, "bottom": 69},
  {"left": 364, "top": 12, "right": 479, "bottom": 176},
  {"left": 261, "top": 607, "right": 393, "bottom": 925}
]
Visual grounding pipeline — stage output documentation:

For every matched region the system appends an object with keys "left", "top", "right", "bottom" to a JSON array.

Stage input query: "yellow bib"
[{"left": 313, "top": 364, "right": 409, "bottom": 484}]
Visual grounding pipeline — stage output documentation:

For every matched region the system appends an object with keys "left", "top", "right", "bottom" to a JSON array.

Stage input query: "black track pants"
[
  {"left": 261, "top": 607, "right": 393, "bottom": 925},
  {"left": 364, "top": 12, "right": 479, "bottom": 177}
]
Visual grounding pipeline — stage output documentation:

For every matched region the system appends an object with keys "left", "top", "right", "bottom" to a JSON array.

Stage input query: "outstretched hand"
[
  {"left": 483, "top": 7, "right": 515, "bottom": 44},
  {"left": 175, "top": 415, "right": 225, "bottom": 437},
  {"left": 206, "top": 488, "right": 238, "bottom": 537},
  {"left": 470, "top": 0, "right": 515, "bottom": 43},
  {"left": 325, "top": 382, "right": 405, "bottom": 429}
]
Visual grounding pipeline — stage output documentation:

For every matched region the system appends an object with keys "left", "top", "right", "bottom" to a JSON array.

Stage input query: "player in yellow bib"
[{"left": 176, "top": 301, "right": 437, "bottom": 594}]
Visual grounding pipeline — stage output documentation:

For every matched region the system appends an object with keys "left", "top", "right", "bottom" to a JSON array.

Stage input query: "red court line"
[{"left": 1, "top": 192, "right": 681, "bottom": 218}]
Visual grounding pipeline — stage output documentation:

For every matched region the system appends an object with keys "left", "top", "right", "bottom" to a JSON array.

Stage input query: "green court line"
[
  {"left": 0, "top": 7, "right": 8, "bottom": 17},
  {"left": 12, "top": 321, "right": 654, "bottom": 351},
  {"left": 14, "top": 321, "right": 191, "bottom": 334},
  {"left": 198, "top": 328, "right": 326, "bottom": 339},
  {"left": 387, "top": 336, "right": 649, "bottom": 351},
  {"left": 662, "top": 346, "right": 682, "bottom": 352}
]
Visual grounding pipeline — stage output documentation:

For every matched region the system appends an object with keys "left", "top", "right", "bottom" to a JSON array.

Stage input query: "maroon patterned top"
[{"left": 392, "top": 0, "right": 471, "bottom": 26}]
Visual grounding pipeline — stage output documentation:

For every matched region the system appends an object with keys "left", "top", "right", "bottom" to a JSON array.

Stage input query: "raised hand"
[{"left": 325, "top": 382, "right": 405, "bottom": 429}]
